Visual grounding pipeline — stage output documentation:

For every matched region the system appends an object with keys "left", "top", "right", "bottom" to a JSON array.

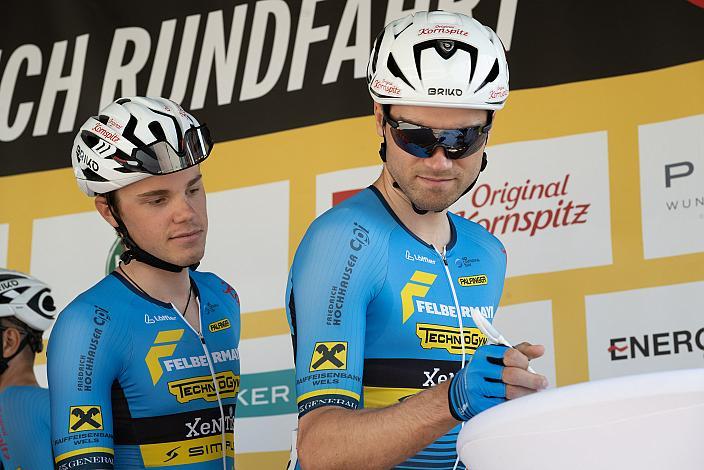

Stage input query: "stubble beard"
[{"left": 392, "top": 173, "right": 466, "bottom": 212}]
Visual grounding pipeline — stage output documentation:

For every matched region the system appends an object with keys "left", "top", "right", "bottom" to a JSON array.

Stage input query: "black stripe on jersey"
[
  {"left": 111, "top": 380, "right": 135, "bottom": 444},
  {"left": 363, "top": 358, "right": 461, "bottom": 389},
  {"left": 289, "top": 287, "right": 298, "bottom": 358},
  {"left": 55, "top": 451, "right": 115, "bottom": 470},
  {"left": 112, "top": 389, "right": 235, "bottom": 445},
  {"left": 298, "top": 394, "right": 359, "bottom": 418},
  {"left": 407, "top": 454, "right": 460, "bottom": 461},
  {"left": 419, "top": 447, "right": 459, "bottom": 453}
]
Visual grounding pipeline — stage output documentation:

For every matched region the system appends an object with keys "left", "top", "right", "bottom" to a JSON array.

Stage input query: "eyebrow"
[{"left": 136, "top": 174, "right": 203, "bottom": 198}]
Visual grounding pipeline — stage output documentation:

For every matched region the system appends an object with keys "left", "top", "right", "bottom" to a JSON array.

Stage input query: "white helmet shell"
[
  {"left": 0, "top": 269, "right": 57, "bottom": 332},
  {"left": 71, "top": 97, "right": 204, "bottom": 196},
  {"left": 367, "top": 11, "right": 509, "bottom": 110}
]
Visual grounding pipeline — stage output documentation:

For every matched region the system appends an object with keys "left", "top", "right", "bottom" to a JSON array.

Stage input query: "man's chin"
[
  {"left": 159, "top": 250, "right": 205, "bottom": 269},
  {"left": 410, "top": 194, "right": 460, "bottom": 213}
]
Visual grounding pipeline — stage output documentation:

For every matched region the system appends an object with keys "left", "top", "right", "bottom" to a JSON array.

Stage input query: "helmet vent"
[
  {"left": 387, "top": 53, "right": 415, "bottom": 90},
  {"left": 474, "top": 58, "right": 500, "bottom": 93},
  {"left": 148, "top": 121, "right": 167, "bottom": 144}
]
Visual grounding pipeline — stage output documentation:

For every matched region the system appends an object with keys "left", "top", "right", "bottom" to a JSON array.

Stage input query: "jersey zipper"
[
  {"left": 173, "top": 297, "right": 231, "bottom": 470},
  {"left": 434, "top": 247, "right": 467, "bottom": 367},
  {"left": 435, "top": 246, "right": 467, "bottom": 470}
]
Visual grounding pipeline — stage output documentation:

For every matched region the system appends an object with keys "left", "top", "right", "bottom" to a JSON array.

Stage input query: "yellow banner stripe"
[
  {"left": 297, "top": 388, "right": 360, "bottom": 404},
  {"left": 55, "top": 446, "right": 114, "bottom": 463},
  {"left": 241, "top": 308, "right": 289, "bottom": 339},
  {"left": 236, "top": 450, "right": 290, "bottom": 470},
  {"left": 140, "top": 434, "right": 234, "bottom": 467},
  {"left": 35, "top": 339, "right": 48, "bottom": 366},
  {"left": 410, "top": 271, "right": 437, "bottom": 285}
]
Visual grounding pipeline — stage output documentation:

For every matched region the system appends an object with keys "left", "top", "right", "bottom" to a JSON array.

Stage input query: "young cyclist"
[{"left": 49, "top": 97, "right": 240, "bottom": 469}]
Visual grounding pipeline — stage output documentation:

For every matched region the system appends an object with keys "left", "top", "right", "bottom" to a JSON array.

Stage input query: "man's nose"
[
  {"left": 424, "top": 146, "right": 453, "bottom": 171},
  {"left": 172, "top": 195, "right": 197, "bottom": 223}
]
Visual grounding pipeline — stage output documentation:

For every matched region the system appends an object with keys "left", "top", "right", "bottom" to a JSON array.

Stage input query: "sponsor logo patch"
[
  {"left": 56, "top": 450, "right": 114, "bottom": 470},
  {"left": 145, "top": 329, "right": 185, "bottom": 385},
  {"left": 167, "top": 371, "right": 240, "bottom": 403},
  {"left": 405, "top": 250, "right": 436, "bottom": 265},
  {"left": 416, "top": 323, "right": 487, "bottom": 354},
  {"left": 208, "top": 318, "right": 231, "bottom": 333},
  {"left": 69, "top": 406, "right": 104, "bottom": 432},
  {"left": 401, "top": 271, "right": 437, "bottom": 323},
  {"left": 457, "top": 274, "right": 488, "bottom": 287},
  {"left": 309, "top": 342, "right": 348, "bottom": 372}
]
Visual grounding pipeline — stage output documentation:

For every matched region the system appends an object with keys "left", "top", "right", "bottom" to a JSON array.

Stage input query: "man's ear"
[
  {"left": 95, "top": 195, "right": 118, "bottom": 229},
  {"left": 1, "top": 327, "right": 22, "bottom": 357},
  {"left": 373, "top": 102, "right": 385, "bottom": 138}
]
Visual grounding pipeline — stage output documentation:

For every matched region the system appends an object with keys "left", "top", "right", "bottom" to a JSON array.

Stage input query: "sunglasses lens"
[
  {"left": 389, "top": 125, "right": 486, "bottom": 160},
  {"left": 444, "top": 128, "right": 487, "bottom": 159},
  {"left": 389, "top": 127, "right": 436, "bottom": 158},
  {"left": 128, "top": 125, "right": 213, "bottom": 175}
]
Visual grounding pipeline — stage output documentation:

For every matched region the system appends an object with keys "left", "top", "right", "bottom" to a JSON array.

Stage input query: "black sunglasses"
[{"left": 383, "top": 107, "right": 492, "bottom": 160}]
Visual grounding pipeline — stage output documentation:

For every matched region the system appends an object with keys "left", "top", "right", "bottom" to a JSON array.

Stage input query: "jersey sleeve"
[
  {"left": 286, "top": 209, "right": 387, "bottom": 417},
  {"left": 48, "top": 300, "right": 127, "bottom": 470}
]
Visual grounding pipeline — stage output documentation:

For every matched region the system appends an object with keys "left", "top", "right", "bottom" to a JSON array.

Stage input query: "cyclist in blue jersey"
[
  {"left": 48, "top": 97, "right": 240, "bottom": 469},
  {"left": 0, "top": 269, "right": 57, "bottom": 470},
  {"left": 287, "top": 11, "right": 549, "bottom": 470}
]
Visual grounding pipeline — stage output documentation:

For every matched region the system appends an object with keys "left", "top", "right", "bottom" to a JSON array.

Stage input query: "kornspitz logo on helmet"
[
  {"left": 372, "top": 79, "right": 401, "bottom": 96},
  {"left": 91, "top": 123, "right": 120, "bottom": 142},
  {"left": 489, "top": 87, "right": 509, "bottom": 100},
  {"left": 418, "top": 25, "right": 469, "bottom": 37}
]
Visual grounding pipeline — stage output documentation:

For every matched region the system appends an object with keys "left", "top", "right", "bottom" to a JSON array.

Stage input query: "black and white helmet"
[
  {"left": 0, "top": 269, "right": 56, "bottom": 332},
  {"left": 367, "top": 11, "right": 509, "bottom": 110},
  {"left": 71, "top": 97, "right": 213, "bottom": 196}
]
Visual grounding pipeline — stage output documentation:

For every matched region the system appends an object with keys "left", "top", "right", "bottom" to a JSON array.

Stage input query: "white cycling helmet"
[
  {"left": 0, "top": 269, "right": 56, "bottom": 332},
  {"left": 71, "top": 96, "right": 213, "bottom": 196},
  {"left": 367, "top": 10, "right": 509, "bottom": 110}
]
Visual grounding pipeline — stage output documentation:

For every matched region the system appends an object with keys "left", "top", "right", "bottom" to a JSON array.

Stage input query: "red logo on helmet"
[
  {"left": 372, "top": 79, "right": 401, "bottom": 96},
  {"left": 489, "top": 87, "right": 508, "bottom": 100},
  {"left": 418, "top": 26, "right": 468, "bottom": 37},
  {"left": 92, "top": 123, "right": 120, "bottom": 142},
  {"left": 107, "top": 118, "right": 123, "bottom": 130}
]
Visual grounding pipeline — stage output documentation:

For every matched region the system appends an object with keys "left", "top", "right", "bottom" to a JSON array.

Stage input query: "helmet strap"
[
  {"left": 105, "top": 193, "right": 199, "bottom": 273},
  {"left": 456, "top": 151, "right": 488, "bottom": 199}
]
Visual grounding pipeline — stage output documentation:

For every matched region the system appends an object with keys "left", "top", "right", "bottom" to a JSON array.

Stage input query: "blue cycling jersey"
[
  {"left": 0, "top": 386, "right": 53, "bottom": 469},
  {"left": 286, "top": 187, "right": 506, "bottom": 470},
  {"left": 48, "top": 270, "right": 240, "bottom": 469}
]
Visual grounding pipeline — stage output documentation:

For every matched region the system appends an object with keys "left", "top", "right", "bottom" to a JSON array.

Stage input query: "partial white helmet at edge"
[
  {"left": 0, "top": 269, "right": 56, "bottom": 332},
  {"left": 367, "top": 10, "right": 509, "bottom": 110},
  {"left": 71, "top": 97, "right": 213, "bottom": 197}
]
